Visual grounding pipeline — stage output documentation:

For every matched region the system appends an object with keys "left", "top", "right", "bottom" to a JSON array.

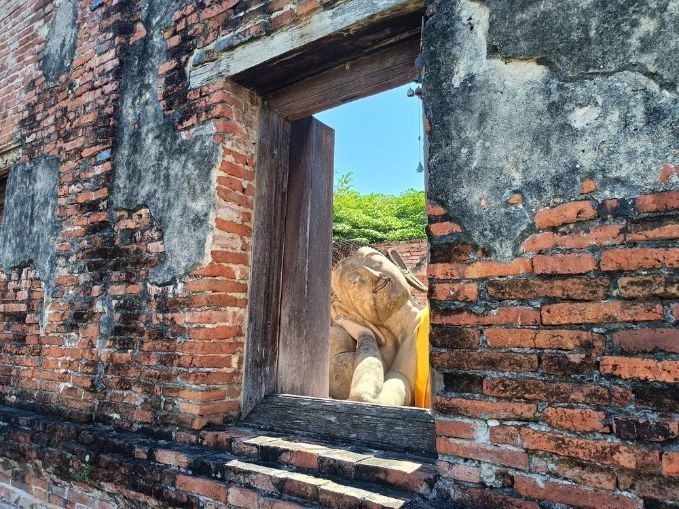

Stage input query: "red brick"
[
  {"left": 600, "top": 356, "right": 679, "bottom": 383},
  {"left": 451, "top": 487, "right": 539, "bottom": 509},
  {"left": 514, "top": 475, "right": 642, "bottom": 509},
  {"left": 541, "top": 352, "right": 597, "bottom": 375},
  {"left": 484, "top": 328, "right": 605, "bottom": 352},
  {"left": 432, "top": 306, "right": 540, "bottom": 326},
  {"left": 520, "top": 428, "right": 661, "bottom": 471},
  {"left": 427, "top": 202, "right": 447, "bottom": 217},
  {"left": 434, "top": 396, "right": 537, "bottom": 420},
  {"left": 613, "top": 417, "right": 679, "bottom": 442},
  {"left": 429, "top": 258, "right": 532, "bottom": 279},
  {"left": 508, "top": 193, "right": 523, "bottom": 205},
  {"left": 187, "top": 325, "right": 241, "bottom": 340},
  {"left": 430, "top": 326, "right": 481, "bottom": 349},
  {"left": 659, "top": 163, "right": 679, "bottom": 182},
  {"left": 533, "top": 253, "right": 596, "bottom": 274},
  {"left": 486, "top": 277, "right": 608, "bottom": 301},
  {"left": 428, "top": 221, "right": 462, "bottom": 236},
  {"left": 627, "top": 218, "right": 679, "bottom": 241},
  {"left": 541, "top": 301, "right": 664, "bottom": 324},
  {"left": 228, "top": 487, "right": 258, "bottom": 507},
  {"left": 176, "top": 474, "right": 228, "bottom": 502},
  {"left": 617, "top": 470, "right": 679, "bottom": 501},
  {"left": 580, "top": 178, "right": 597, "bottom": 194},
  {"left": 663, "top": 452, "right": 679, "bottom": 476},
  {"left": 483, "top": 377, "right": 609, "bottom": 405},
  {"left": 522, "top": 224, "right": 624, "bottom": 253},
  {"left": 534, "top": 457, "right": 618, "bottom": 490},
  {"left": 435, "top": 419, "right": 479, "bottom": 439},
  {"left": 431, "top": 351, "right": 538, "bottom": 372},
  {"left": 542, "top": 407, "right": 609, "bottom": 432},
  {"left": 179, "top": 400, "right": 239, "bottom": 415},
  {"left": 534, "top": 200, "right": 598, "bottom": 229},
  {"left": 618, "top": 274, "right": 679, "bottom": 299},
  {"left": 430, "top": 282, "right": 478, "bottom": 301},
  {"left": 600, "top": 247, "right": 679, "bottom": 271},
  {"left": 635, "top": 190, "right": 679, "bottom": 213},
  {"left": 437, "top": 438, "right": 529, "bottom": 469},
  {"left": 185, "top": 279, "right": 248, "bottom": 294},
  {"left": 436, "top": 461, "right": 481, "bottom": 483},
  {"left": 489, "top": 425, "right": 520, "bottom": 446},
  {"left": 613, "top": 328, "right": 679, "bottom": 353},
  {"left": 163, "top": 388, "right": 228, "bottom": 401},
  {"left": 152, "top": 449, "right": 193, "bottom": 468}
]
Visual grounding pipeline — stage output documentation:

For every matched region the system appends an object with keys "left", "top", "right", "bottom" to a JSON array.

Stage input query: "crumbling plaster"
[
  {"left": 42, "top": 0, "right": 80, "bottom": 83},
  {"left": 423, "top": 0, "right": 679, "bottom": 259},
  {"left": 112, "top": 0, "right": 221, "bottom": 284},
  {"left": 0, "top": 156, "right": 60, "bottom": 285}
]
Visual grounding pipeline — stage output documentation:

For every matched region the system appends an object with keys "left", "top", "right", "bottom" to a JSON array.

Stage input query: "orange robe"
[{"left": 413, "top": 307, "right": 431, "bottom": 408}]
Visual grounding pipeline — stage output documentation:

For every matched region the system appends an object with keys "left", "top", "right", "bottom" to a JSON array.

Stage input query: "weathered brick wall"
[
  {"left": 374, "top": 239, "right": 428, "bottom": 276},
  {"left": 0, "top": 0, "right": 263, "bottom": 432},
  {"left": 0, "top": 0, "right": 677, "bottom": 507},
  {"left": 0, "top": 1, "right": 51, "bottom": 150},
  {"left": 424, "top": 0, "right": 678, "bottom": 507},
  {"left": 428, "top": 189, "right": 679, "bottom": 508},
  {"left": 373, "top": 239, "right": 428, "bottom": 305}
]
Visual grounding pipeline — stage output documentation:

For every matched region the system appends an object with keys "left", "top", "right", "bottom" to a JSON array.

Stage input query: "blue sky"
[{"left": 314, "top": 83, "right": 424, "bottom": 195}]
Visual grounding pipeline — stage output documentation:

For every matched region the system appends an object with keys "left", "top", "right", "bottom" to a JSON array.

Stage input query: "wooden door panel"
[
  {"left": 277, "top": 117, "right": 334, "bottom": 397},
  {"left": 242, "top": 107, "right": 291, "bottom": 417}
]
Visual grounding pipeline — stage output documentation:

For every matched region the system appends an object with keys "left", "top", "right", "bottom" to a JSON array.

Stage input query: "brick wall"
[
  {"left": 0, "top": 0, "right": 263, "bottom": 432},
  {"left": 0, "top": 1, "right": 52, "bottom": 150},
  {"left": 0, "top": 0, "right": 677, "bottom": 507},
  {"left": 428, "top": 187, "right": 679, "bottom": 508},
  {"left": 374, "top": 239, "right": 428, "bottom": 306}
]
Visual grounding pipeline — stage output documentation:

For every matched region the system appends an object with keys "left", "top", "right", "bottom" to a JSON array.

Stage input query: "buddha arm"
[
  {"left": 349, "top": 331, "right": 410, "bottom": 406},
  {"left": 333, "top": 317, "right": 410, "bottom": 406}
]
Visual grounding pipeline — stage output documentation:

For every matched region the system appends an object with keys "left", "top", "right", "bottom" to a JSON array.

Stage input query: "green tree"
[{"left": 333, "top": 172, "right": 426, "bottom": 244}]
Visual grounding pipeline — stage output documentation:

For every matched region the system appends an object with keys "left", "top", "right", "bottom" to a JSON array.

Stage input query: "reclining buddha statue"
[{"left": 329, "top": 244, "right": 430, "bottom": 408}]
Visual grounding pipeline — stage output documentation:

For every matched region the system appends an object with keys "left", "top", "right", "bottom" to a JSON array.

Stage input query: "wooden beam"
[
  {"left": 243, "top": 395, "right": 437, "bottom": 456},
  {"left": 0, "top": 142, "right": 22, "bottom": 169},
  {"left": 267, "top": 37, "right": 420, "bottom": 121},
  {"left": 241, "top": 107, "right": 291, "bottom": 417},
  {"left": 188, "top": 0, "right": 423, "bottom": 92}
]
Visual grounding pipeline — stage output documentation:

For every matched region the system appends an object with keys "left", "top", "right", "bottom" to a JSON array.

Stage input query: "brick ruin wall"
[
  {"left": 0, "top": 0, "right": 676, "bottom": 508},
  {"left": 373, "top": 239, "right": 428, "bottom": 306}
]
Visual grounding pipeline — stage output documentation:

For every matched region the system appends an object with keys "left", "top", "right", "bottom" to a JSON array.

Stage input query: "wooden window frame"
[
  {"left": 238, "top": 23, "right": 434, "bottom": 456},
  {"left": 0, "top": 142, "right": 20, "bottom": 225}
]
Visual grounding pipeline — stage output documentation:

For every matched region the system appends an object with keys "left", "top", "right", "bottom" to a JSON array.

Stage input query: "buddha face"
[{"left": 332, "top": 247, "right": 412, "bottom": 325}]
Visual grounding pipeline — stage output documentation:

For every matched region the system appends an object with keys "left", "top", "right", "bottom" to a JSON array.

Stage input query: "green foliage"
[{"left": 333, "top": 172, "right": 426, "bottom": 244}]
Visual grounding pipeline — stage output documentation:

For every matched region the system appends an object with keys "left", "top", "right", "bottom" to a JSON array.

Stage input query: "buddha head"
[{"left": 331, "top": 247, "right": 421, "bottom": 326}]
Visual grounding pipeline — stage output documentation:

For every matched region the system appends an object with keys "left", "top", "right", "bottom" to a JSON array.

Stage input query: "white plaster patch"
[
  {"left": 490, "top": 58, "right": 549, "bottom": 83},
  {"left": 568, "top": 104, "right": 602, "bottom": 129}
]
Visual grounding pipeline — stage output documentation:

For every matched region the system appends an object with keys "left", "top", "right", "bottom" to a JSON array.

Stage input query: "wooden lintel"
[
  {"left": 0, "top": 142, "right": 22, "bottom": 169},
  {"left": 188, "top": 0, "right": 424, "bottom": 93},
  {"left": 267, "top": 37, "right": 420, "bottom": 121}
]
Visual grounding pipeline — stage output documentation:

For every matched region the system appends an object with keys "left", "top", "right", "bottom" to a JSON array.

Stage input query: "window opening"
[
  {"left": 0, "top": 168, "right": 9, "bottom": 224},
  {"left": 311, "top": 84, "right": 430, "bottom": 409},
  {"left": 241, "top": 36, "right": 437, "bottom": 455}
]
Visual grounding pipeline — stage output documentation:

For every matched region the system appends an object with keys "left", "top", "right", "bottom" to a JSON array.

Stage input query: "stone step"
[
  {"left": 223, "top": 459, "right": 411, "bottom": 508},
  {"left": 96, "top": 448, "right": 417, "bottom": 508},
  {"left": 142, "top": 443, "right": 427, "bottom": 508},
  {"left": 197, "top": 428, "right": 439, "bottom": 498},
  {"left": 0, "top": 406, "right": 441, "bottom": 508}
]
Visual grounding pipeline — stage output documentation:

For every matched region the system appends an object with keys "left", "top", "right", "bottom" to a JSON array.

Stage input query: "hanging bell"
[{"left": 416, "top": 162, "right": 424, "bottom": 173}]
